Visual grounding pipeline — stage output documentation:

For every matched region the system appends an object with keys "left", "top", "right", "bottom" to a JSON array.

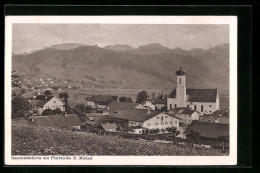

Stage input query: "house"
[
  {"left": 199, "top": 110, "right": 229, "bottom": 124},
  {"left": 104, "top": 101, "right": 138, "bottom": 114},
  {"left": 167, "top": 67, "right": 220, "bottom": 115},
  {"left": 112, "top": 109, "right": 180, "bottom": 132},
  {"left": 168, "top": 107, "right": 200, "bottom": 124},
  {"left": 85, "top": 95, "right": 117, "bottom": 108},
  {"left": 153, "top": 97, "right": 167, "bottom": 111},
  {"left": 30, "top": 95, "right": 65, "bottom": 115},
  {"left": 101, "top": 123, "right": 117, "bottom": 132},
  {"left": 28, "top": 114, "right": 82, "bottom": 129},
  {"left": 184, "top": 121, "right": 229, "bottom": 141}
]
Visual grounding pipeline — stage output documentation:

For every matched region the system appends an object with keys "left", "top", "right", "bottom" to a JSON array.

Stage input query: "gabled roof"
[
  {"left": 169, "top": 107, "right": 196, "bottom": 115},
  {"left": 107, "top": 101, "right": 138, "bottom": 113},
  {"left": 169, "top": 88, "right": 218, "bottom": 102},
  {"left": 210, "top": 110, "right": 229, "bottom": 117},
  {"left": 30, "top": 95, "right": 63, "bottom": 107},
  {"left": 184, "top": 121, "right": 229, "bottom": 139},
  {"left": 112, "top": 109, "right": 162, "bottom": 122},
  {"left": 101, "top": 123, "right": 117, "bottom": 130},
  {"left": 29, "top": 114, "right": 82, "bottom": 128},
  {"left": 200, "top": 115, "right": 229, "bottom": 124},
  {"left": 47, "top": 114, "right": 82, "bottom": 127},
  {"left": 86, "top": 95, "right": 116, "bottom": 104}
]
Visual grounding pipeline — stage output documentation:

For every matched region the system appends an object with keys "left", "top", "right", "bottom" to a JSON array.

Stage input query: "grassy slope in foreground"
[{"left": 12, "top": 121, "right": 228, "bottom": 156}]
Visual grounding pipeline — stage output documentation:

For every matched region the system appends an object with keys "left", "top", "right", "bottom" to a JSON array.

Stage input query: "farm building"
[
  {"left": 28, "top": 114, "right": 82, "bottom": 129},
  {"left": 85, "top": 95, "right": 117, "bottom": 108},
  {"left": 112, "top": 109, "right": 180, "bottom": 132},
  {"left": 184, "top": 121, "right": 229, "bottom": 140},
  {"left": 101, "top": 123, "right": 117, "bottom": 132}
]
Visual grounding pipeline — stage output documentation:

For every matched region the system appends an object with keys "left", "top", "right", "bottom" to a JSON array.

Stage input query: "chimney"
[
  {"left": 215, "top": 118, "right": 218, "bottom": 123},
  {"left": 152, "top": 93, "right": 155, "bottom": 100}
]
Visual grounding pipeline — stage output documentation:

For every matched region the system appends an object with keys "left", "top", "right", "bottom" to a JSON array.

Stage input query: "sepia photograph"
[{"left": 5, "top": 16, "right": 237, "bottom": 165}]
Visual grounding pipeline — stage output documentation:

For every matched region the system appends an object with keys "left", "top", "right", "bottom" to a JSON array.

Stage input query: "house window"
[
  {"left": 209, "top": 111, "right": 212, "bottom": 113},
  {"left": 54, "top": 101, "right": 56, "bottom": 103},
  {"left": 147, "top": 123, "right": 150, "bottom": 126},
  {"left": 170, "top": 104, "right": 172, "bottom": 109},
  {"left": 161, "top": 122, "right": 164, "bottom": 125},
  {"left": 155, "top": 123, "right": 158, "bottom": 126},
  {"left": 179, "top": 78, "right": 181, "bottom": 84},
  {"left": 165, "top": 122, "right": 168, "bottom": 125},
  {"left": 194, "top": 105, "right": 196, "bottom": 110},
  {"left": 175, "top": 121, "right": 177, "bottom": 124},
  {"left": 165, "top": 116, "right": 168, "bottom": 118},
  {"left": 157, "top": 117, "right": 159, "bottom": 119},
  {"left": 209, "top": 105, "right": 212, "bottom": 107},
  {"left": 170, "top": 122, "right": 172, "bottom": 124},
  {"left": 201, "top": 105, "right": 204, "bottom": 112},
  {"left": 161, "top": 117, "right": 163, "bottom": 121},
  {"left": 187, "top": 105, "right": 189, "bottom": 108},
  {"left": 175, "top": 104, "right": 177, "bottom": 108}
]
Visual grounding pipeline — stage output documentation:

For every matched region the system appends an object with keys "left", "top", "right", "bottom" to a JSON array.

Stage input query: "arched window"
[
  {"left": 201, "top": 105, "right": 204, "bottom": 112},
  {"left": 194, "top": 105, "right": 196, "bottom": 110},
  {"left": 179, "top": 78, "right": 181, "bottom": 84}
]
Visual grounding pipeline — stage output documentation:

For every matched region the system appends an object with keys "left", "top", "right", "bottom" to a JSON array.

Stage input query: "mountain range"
[{"left": 12, "top": 43, "right": 229, "bottom": 93}]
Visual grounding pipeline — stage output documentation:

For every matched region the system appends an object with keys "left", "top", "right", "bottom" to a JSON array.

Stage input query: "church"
[{"left": 167, "top": 67, "right": 220, "bottom": 115}]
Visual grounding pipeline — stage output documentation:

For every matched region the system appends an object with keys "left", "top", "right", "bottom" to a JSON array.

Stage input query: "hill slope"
[
  {"left": 12, "top": 121, "right": 227, "bottom": 156},
  {"left": 12, "top": 43, "right": 229, "bottom": 92}
]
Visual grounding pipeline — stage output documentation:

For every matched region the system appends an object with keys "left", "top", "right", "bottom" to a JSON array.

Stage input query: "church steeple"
[
  {"left": 176, "top": 66, "right": 186, "bottom": 107},
  {"left": 176, "top": 66, "right": 186, "bottom": 76}
]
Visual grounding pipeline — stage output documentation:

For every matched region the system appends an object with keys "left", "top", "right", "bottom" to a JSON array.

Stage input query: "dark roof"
[
  {"left": 30, "top": 95, "right": 54, "bottom": 106},
  {"left": 85, "top": 114, "right": 113, "bottom": 122},
  {"left": 153, "top": 97, "right": 167, "bottom": 104},
  {"left": 86, "top": 95, "right": 116, "bottom": 104},
  {"left": 47, "top": 114, "right": 82, "bottom": 127},
  {"left": 200, "top": 115, "right": 229, "bottom": 124},
  {"left": 107, "top": 101, "right": 138, "bottom": 113},
  {"left": 169, "top": 107, "right": 196, "bottom": 115},
  {"left": 28, "top": 116, "right": 56, "bottom": 127},
  {"left": 169, "top": 88, "right": 218, "bottom": 102},
  {"left": 101, "top": 123, "right": 117, "bottom": 130},
  {"left": 184, "top": 121, "right": 229, "bottom": 139},
  {"left": 29, "top": 114, "right": 82, "bottom": 128},
  {"left": 112, "top": 109, "right": 163, "bottom": 122},
  {"left": 210, "top": 110, "right": 229, "bottom": 117}
]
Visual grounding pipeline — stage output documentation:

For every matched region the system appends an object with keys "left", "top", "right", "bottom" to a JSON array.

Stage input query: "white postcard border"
[{"left": 5, "top": 16, "right": 237, "bottom": 165}]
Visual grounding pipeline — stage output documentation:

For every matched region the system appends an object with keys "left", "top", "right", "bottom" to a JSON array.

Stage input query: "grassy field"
[{"left": 12, "top": 121, "right": 228, "bottom": 156}]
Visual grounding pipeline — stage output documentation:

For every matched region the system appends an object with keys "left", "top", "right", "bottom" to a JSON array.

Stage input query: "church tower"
[{"left": 176, "top": 66, "right": 186, "bottom": 107}]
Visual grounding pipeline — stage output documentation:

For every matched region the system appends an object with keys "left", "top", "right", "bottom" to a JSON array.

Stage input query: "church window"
[
  {"left": 201, "top": 105, "right": 204, "bottom": 112},
  {"left": 179, "top": 78, "right": 181, "bottom": 84}
]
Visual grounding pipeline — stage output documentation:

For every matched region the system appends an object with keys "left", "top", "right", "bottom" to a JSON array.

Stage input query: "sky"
[{"left": 12, "top": 24, "right": 229, "bottom": 54}]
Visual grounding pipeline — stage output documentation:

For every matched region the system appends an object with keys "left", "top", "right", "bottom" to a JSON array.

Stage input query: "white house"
[
  {"left": 112, "top": 109, "right": 180, "bottom": 133},
  {"left": 167, "top": 67, "right": 220, "bottom": 115},
  {"left": 168, "top": 107, "right": 200, "bottom": 124},
  {"left": 30, "top": 95, "right": 65, "bottom": 115}
]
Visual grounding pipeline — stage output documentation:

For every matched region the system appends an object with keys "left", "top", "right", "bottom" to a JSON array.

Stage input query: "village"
[{"left": 12, "top": 67, "right": 229, "bottom": 152}]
